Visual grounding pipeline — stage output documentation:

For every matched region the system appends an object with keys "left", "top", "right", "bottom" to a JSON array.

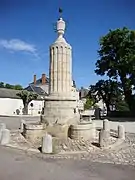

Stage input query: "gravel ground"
[
  {"left": 8, "top": 130, "right": 135, "bottom": 166},
  {"left": 1, "top": 116, "right": 135, "bottom": 166}
]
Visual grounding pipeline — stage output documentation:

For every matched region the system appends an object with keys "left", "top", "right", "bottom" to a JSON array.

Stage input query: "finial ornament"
[
  {"left": 56, "top": 8, "right": 65, "bottom": 39},
  {"left": 59, "top": 8, "right": 63, "bottom": 19}
]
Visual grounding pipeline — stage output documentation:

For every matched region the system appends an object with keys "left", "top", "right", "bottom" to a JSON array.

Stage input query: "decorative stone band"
[
  {"left": 70, "top": 123, "right": 93, "bottom": 130},
  {"left": 24, "top": 123, "right": 45, "bottom": 130},
  {"left": 45, "top": 96, "right": 77, "bottom": 101}
]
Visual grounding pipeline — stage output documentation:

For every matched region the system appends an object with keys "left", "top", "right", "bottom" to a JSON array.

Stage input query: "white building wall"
[
  {"left": 28, "top": 99, "right": 44, "bottom": 115},
  {"left": 0, "top": 98, "right": 44, "bottom": 116}
]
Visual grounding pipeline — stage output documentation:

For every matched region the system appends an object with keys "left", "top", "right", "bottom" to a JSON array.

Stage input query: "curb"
[
  {"left": 4, "top": 143, "right": 88, "bottom": 156},
  {"left": 4, "top": 144, "right": 40, "bottom": 153},
  {"left": 58, "top": 151, "right": 88, "bottom": 155}
]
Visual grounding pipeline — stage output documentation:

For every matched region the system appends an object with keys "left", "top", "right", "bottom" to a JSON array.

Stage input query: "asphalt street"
[{"left": 0, "top": 146, "right": 135, "bottom": 180}]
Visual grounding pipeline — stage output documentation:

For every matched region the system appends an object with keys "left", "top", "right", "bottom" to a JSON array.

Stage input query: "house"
[
  {"left": 0, "top": 74, "right": 49, "bottom": 116},
  {"left": 0, "top": 73, "right": 80, "bottom": 116},
  {"left": 25, "top": 74, "right": 49, "bottom": 96},
  {"left": 0, "top": 88, "right": 44, "bottom": 116},
  {"left": 79, "top": 87, "right": 106, "bottom": 116}
]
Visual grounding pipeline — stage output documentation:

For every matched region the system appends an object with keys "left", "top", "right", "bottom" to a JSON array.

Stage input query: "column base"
[{"left": 41, "top": 96, "right": 79, "bottom": 125}]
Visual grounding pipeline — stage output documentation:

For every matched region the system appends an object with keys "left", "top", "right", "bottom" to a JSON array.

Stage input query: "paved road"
[
  {"left": 0, "top": 147, "right": 135, "bottom": 180},
  {"left": 94, "top": 120, "right": 135, "bottom": 133},
  {"left": 1, "top": 116, "right": 135, "bottom": 133},
  {"left": 0, "top": 116, "right": 39, "bottom": 130}
]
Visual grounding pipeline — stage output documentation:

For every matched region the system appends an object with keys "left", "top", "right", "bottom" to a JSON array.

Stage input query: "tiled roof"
[
  {"left": 0, "top": 88, "right": 20, "bottom": 99},
  {"left": 25, "top": 84, "right": 48, "bottom": 96},
  {"left": 0, "top": 88, "right": 44, "bottom": 99}
]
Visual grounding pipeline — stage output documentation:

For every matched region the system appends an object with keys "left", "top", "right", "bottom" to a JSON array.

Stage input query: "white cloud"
[{"left": 0, "top": 39, "right": 37, "bottom": 54}]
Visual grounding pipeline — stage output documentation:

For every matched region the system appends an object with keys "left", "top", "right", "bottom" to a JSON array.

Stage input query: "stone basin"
[
  {"left": 69, "top": 122, "right": 95, "bottom": 140},
  {"left": 23, "top": 122, "right": 46, "bottom": 141}
]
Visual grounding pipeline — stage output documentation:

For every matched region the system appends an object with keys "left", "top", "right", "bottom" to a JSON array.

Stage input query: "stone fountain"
[{"left": 23, "top": 11, "right": 95, "bottom": 143}]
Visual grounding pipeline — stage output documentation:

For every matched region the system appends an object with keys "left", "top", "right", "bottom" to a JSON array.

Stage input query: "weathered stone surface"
[
  {"left": 20, "top": 119, "right": 25, "bottom": 132},
  {"left": 0, "top": 129, "right": 10, "bottom": 145},
  {"left": 70, "top": 123, "right": 94, "bottom": 140},
  {"left": 42, "top": 16, "right": 79, "bottom": 125},
  {"left": 103, "top": 119, "right": 110, "bottom": 131},
  {"left": 47, "top": 124, "right": 69, "bottom": 139},
  {"left": 43, "top": 99, "right": 77, "bottom": 125},
  {"left": 42, "top": 133, "right": 52, "bottom": 153},
  {"left": 99, "top": 130, "right": 110, "bottom": 147},
  {"left": 118, "top": 125, "right": 125, "bottom": 139},
  {"left": 92, "top": 122, "right": 96, "bottom": 140},
  {"left": 0, "top": 123, "right": 6, "bottom": 130},
  {"left": 0, "top": 123, "right": 6, "bottom": 140},
  {"left": 23, "top": 123, "right": 46, "bottom": 142}
]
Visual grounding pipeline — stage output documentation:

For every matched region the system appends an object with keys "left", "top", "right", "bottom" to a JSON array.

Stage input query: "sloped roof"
[
  {"left": 25, "top": 84, "right": 48, "bottom": 96},
  {"left": 79, "top": 88, "right": 89, "bottom": 99},
  {"left": 0, "top": 88, "right": 43, "bottom": 100},
  {"left": 0, "top": 88, "right": 20, "bottom": 99}
]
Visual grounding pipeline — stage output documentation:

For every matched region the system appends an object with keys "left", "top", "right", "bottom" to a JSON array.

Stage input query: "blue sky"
[{"left": 0, "top": 0, "right": 135, "bottom": 88}]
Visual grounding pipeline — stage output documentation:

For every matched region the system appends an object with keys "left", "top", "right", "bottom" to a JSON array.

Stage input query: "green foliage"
[
  {"left": 84, "top": 98, "right": 94, "bottom": 110},
  {"left": 14, "top": 84, "right": 23, "bottom": 90},
  {"left": 0, "top": 82, "right": 4, "bottom": 88},
  {"left": 0, "top": 82, "right": 23, "bottom": 90},
  {"left": 16, "top": 90, "right": 38, "bottom": 115},
  {"left": 95, "top": 27, "right": 135, "bottom": 111},
  {"left": 5, "top": 83, "right": 14, "bottom": 89},
  {"left": 88, "top": 80, "right": 122, "bottom": 112},
  {"left": 115, "top": 100, "right": 130, "bottom": 111}
]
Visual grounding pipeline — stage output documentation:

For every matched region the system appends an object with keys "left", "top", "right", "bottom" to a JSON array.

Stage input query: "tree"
[
  {"left": 115, "top": 100, "right": 129, "bottom": 111},
  {"left": 95, "top": 27, "right": 135, "bottom": 111},
  {"left": 0, "top": 82, "right": 23, "bottom": 90},
  {"left": 16, "top": 90, "right": 38, "bottom": 115},
  {"left": 88, "top": 80, "right": 122, "bottom": 114},
  {"left": 0, "top": 82, "right": 4, "bottom": 88},
  {"left": 5, "top": 83, "right": 14, "bottom": 89},
  {"left": 84, "top": 97, "right": 95, "bottom": 110},
  {"left": 14, "top": 84, "right": 23, "bottom": 90}
]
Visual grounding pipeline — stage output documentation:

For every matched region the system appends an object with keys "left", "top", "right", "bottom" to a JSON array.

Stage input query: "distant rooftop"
[
  {"left": 25, "top": 84, "right": 48, "bottom": 96},
  {"left": 0, "top": 88, "right": 43, "bottom": 100}
]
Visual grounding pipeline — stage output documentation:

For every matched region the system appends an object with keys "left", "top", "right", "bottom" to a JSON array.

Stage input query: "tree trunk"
[
  {"left": 120, "top": 75, "right": 134, "bottom": 111},
  {"left": 124, "top": 90, "right": 134, "bottom": 111},
  {"left": 106, "top": 103, "right": 111, "bottom": 116},
  {"left": 23, "top": 103, "right": 28, "bottom": 115}
]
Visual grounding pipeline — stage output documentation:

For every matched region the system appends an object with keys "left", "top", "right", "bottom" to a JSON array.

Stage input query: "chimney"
[
  {"left": 33, "top": 74, "right": 36, "bottom": 85},
  {"left": 42, "top": 74, "right": 46, "bottom": 85}
]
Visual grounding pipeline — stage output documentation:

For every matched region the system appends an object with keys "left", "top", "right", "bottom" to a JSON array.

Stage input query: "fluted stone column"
[
  {"left": 42, "top": 16, "right": 78, "bottom": 125},
  {"left": 49, "top": 18, "right": 72, "bottom": 97}
]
